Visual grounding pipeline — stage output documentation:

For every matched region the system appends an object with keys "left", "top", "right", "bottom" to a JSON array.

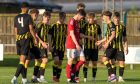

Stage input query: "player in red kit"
[{"left": 66, "top": 9, "right": 86, "bottom": 83}]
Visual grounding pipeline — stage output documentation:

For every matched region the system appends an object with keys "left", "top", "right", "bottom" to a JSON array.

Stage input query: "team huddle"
[{"left": 11, "top": 2, "right": 128, "bottom": 84}]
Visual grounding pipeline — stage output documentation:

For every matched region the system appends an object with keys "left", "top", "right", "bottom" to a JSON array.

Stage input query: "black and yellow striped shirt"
[
  {"left": 36, "top": 22, "right": 51, "bottom": 49},
  {"left": 81, "top": 23, "right": 101, "bottom": 49},
  {"left": 79, "top": 18, "right": 87, "bottom": 45},
  {"left": 106, "top": 22, "right": 116, "bottom": 48},
  {"left": 79, "top": 18, "right": 87, "bottom": 29},
  {"left": 15, "top": 14, "right": 33, "bottom": 41},
  {"left": 49, "top": 23, "right": 67, "bottom": 51},
  {"left": 115, "top": 24, "right": 126, "bottom": 51}
]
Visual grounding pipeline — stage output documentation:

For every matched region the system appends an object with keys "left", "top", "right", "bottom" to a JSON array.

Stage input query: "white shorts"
[{"left": 66, "top": 49, "right": 84, "bottom": 59}]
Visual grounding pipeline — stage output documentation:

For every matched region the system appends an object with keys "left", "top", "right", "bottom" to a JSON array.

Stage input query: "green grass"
[{"left": 0, "top": 55, "right": 140, "bottom": 84}]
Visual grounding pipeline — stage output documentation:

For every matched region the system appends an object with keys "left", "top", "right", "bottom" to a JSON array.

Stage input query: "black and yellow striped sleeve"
[{"left": 109, "top": 22, "right": 116, "bottom": 32}]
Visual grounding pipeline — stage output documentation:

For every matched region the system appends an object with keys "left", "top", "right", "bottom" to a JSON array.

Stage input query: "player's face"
[
  {"left": 43, "top": 16, "right": 50, "bottom": 24},
  {"left": 102, "top": 15, "right": 108, "bottom": 23},
  {"left": 32, "top": 13, "right": 38, "bottom": 21},
  {"left": 59, "top": 17, "right": 65, "bottom": 23},
  {"left": 87, "top": 17, "right": 94, "bottom": 24},
  {"left": 22, "top": 7, "right": 29, "bottom": 13},
  {"left": 113, "top": 16, "right": 120, "bottom": 24}
]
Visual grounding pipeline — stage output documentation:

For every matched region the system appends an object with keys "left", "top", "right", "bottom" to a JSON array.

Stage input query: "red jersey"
[{"left": 66, "top": 18, "right": 80, "bottom": 49}]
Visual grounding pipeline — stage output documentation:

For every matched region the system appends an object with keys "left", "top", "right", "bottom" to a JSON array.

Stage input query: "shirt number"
[{"left": 18, "top": 17, "right": 24, "bottom": 27}]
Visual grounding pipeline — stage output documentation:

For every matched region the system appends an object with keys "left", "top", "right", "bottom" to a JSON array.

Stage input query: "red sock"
[
  {"left": 72, "top": 60, "right": 85, "bottom": 73},
  {"left": 66, "top": 64, "right": 71, "bottom": 79}
]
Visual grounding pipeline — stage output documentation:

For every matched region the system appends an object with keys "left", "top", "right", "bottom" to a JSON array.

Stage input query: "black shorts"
[
  {"left": 27, "top": 46, "right": 41, "bottom": 60},
  {"left": 105, "top": 47, "right": 117, "bottom": 59},
  {"left": 16, "top": 39, "right": 30, "bottom": 56},
  {"left": 84, "top": 49, "right": 98, "bottom": 61},
  {"left": 52, "top": 48, "right": 64, "bottom": 60},
  {"left": 39, "top": 48, "right": 48, "bottom": 58},
  {"left": 115, "top": 51, "right": 125, "bottom": 61}
]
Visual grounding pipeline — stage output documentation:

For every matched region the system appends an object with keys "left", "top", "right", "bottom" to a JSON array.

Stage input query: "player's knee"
[
  {"left": 42, "top": 58, "right": 48, "bottom": 64},
  {"left": 67, "top": 58, "right": 73, "bottom": 65},
  {"left": 80, "top": 56, "right": 85, "bottom": 62},
  {"left": 20, "top": 55, "right": 26, "bottom": 62},
  {"left": 102, "top": 56, "right": 107, "bottom": 63},
  {"left": 119, "top": 62, "right": 125, "bottom": 67}
]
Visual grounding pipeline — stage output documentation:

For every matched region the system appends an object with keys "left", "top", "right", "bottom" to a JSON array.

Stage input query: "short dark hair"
[
  {"left": 59, "top": 12, "right": 66, "bottom": 18},
  {"left": 21, "top": 2, "right": 29, "bottom": 8},
  {"left": 77, "top": 9, "right": 86, "bottom": 17},
  {"left": 87, "top": 12, "right": 95, "bottom": 18},
  {"left": 77, "top": 3, "right": 85, "bottom": 9},
  {"left": 43, "top": 11, "right": 51, "bottom": 17},
  {"left": 29, "top": 8, "right": 39, "bottom": 14},
  {"left": 102, "top": 11, "right": 112, "bottom": 18},
  {"left": 114, "top": 12, "right": 120, "bottom": 18}
]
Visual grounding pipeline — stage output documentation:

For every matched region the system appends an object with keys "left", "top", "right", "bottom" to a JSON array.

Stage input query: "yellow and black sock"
[
  {"left": 112, "top": 64, "right": 116, "bottom": 75},
  {"left": 119, "top": 65, "right": 125, "bottom": 76},
  {"left": 33, "top": 60, "right": 40, "bottom": 77},
  {"left": 103, "top": 61, "right": 113, "bottom": 75},
  {"left": 15, "top": 61, "right": 24, "bottom": 77},
  {"left": 57, "top": 66, "right": 62, "bottom": 79},
  {"left": 20, "top": 62, "right": 26, "bottom": 78},
  {"left": 83, "top": 65, "right": 88, "bottom": 78},
  {"left": 40, "top": 63, "right": 46, "bottom": 76},
  {"left": 92, "top": 66, "right": 97, "bottom": 78},
  {"left": 53, "top": 64, "right": 58, "bottom": 77}
]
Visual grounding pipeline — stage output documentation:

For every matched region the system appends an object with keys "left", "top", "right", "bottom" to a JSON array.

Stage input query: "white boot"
[
  {"left": 22, "top": 78, "right": 28, "bottom": 84},
  {"left": 118, "top": 76, "right": 125, "bottom": 82},
  {"left": 11, "top": 76, "right": 17, "bottom": 84},
  {"left": 40, "top": 75, "right": 48, "bottom": 83},
  {"left": 84, "top": 78, "right": 87, "bottom": 82}
]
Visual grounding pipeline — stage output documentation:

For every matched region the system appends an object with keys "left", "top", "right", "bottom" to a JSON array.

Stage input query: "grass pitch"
[{"left": 0, "top": 55, "right": 140, "bottom": 84}]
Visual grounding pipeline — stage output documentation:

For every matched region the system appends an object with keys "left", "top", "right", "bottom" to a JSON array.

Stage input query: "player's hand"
[
  {"left": 103, "top": 42, "right": 109, "bottom": 49},
  {"left": 96, "top": 41, "right": 102, "bottom": 46},
  {"left": 124, "top": 47, "right": 128, "bottom": 55},
  {"left": 76, "top": 44, "right": 81, "bottom": 51},
  {"left": 42, "top": 42, "right": 48, "bottom": 49}
]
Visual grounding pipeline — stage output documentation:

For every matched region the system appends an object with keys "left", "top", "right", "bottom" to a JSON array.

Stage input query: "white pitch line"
[{"left": 0, "top": 75, "right": 12, "bottom": 78}]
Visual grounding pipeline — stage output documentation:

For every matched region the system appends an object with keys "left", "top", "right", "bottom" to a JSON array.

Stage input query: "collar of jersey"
[{"left": 20, "top": 12, "right": 26, "bottom": 14}]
